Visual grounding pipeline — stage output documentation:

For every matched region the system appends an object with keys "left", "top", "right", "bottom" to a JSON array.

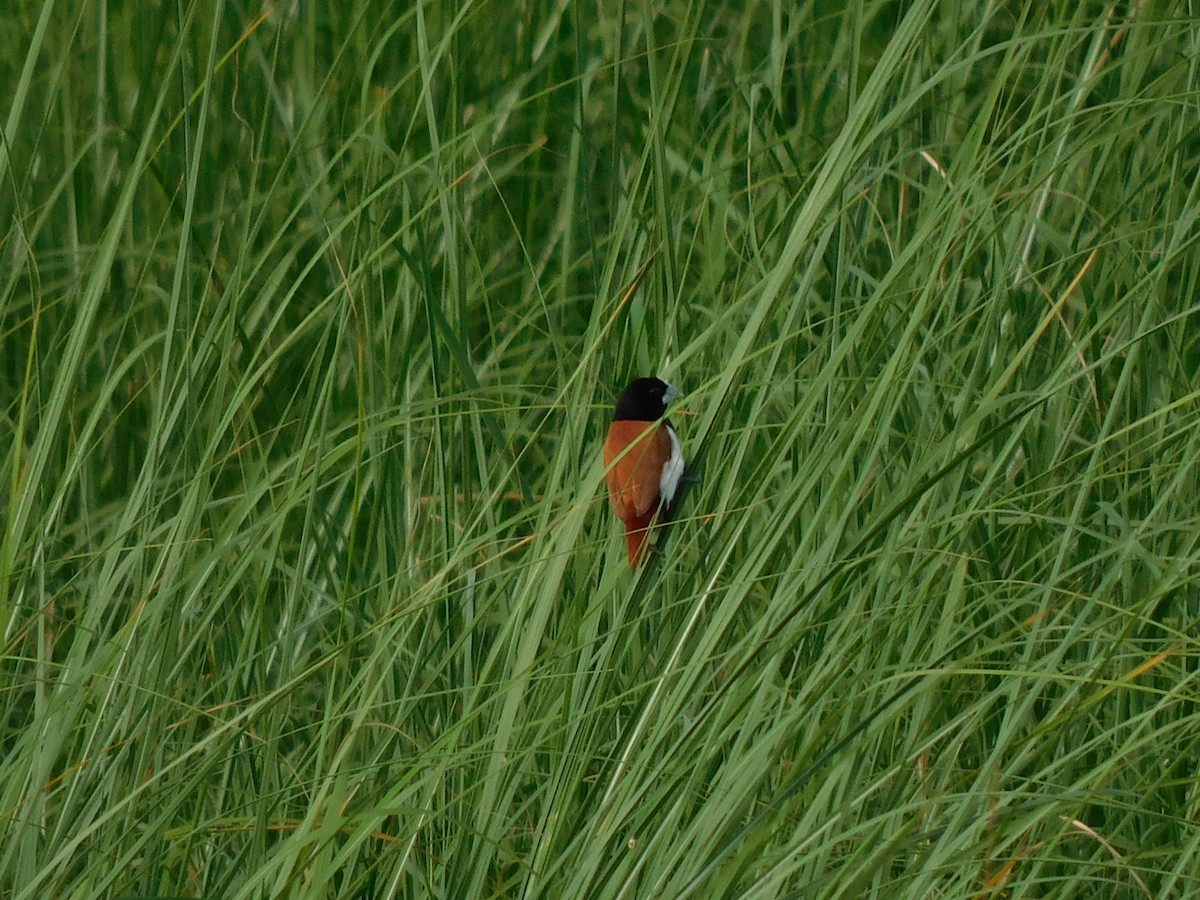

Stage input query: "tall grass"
[{"left": 2, "top": 1, "right": 1199, "bottom": 896}]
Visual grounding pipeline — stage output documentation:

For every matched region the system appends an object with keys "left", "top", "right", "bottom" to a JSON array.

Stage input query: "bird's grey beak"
[{"left": 663, "top": 383, "right": 681, "bottom": 406}]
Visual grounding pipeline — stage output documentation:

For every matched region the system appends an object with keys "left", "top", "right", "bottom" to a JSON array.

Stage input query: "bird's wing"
[{"left": 604, "top": 420, "right": 671, "bottom": 519}]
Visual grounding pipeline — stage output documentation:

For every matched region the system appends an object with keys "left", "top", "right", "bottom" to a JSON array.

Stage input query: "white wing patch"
[{"left": 659, "top": 424, "right": 685, "bottom": 507}]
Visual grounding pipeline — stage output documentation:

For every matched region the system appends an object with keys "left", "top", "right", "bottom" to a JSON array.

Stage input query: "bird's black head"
[{"left": 613, "top": 377, "right": 680, "bottom": 422}]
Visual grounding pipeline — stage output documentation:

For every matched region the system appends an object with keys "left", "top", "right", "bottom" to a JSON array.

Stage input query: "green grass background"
[{"left": 3, "top": 1, "right": 1200, "bottom": 896}]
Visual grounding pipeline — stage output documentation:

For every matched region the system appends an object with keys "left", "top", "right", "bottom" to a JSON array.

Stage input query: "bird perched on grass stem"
[{"left": 603, "top": 377, "right": 684, "bottom": 568}]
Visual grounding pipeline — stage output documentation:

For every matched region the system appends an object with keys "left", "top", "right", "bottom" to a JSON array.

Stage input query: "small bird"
[{"left": 603, "top": 377, "right": 685, "bottom": 568}]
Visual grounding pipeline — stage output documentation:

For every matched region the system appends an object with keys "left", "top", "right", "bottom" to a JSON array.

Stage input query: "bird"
[{"left": 603, "top": 377, "right": 685, "bottom": 568}]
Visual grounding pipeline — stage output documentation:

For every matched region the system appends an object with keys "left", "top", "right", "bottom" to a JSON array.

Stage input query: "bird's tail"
[{"left": 624, "top": 508, "right": 658, "bottom": 568}]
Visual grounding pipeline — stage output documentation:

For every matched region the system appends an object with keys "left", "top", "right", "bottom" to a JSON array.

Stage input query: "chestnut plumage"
[{"left": 603, "top": 377, "right": 684, "bottom": 568}]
